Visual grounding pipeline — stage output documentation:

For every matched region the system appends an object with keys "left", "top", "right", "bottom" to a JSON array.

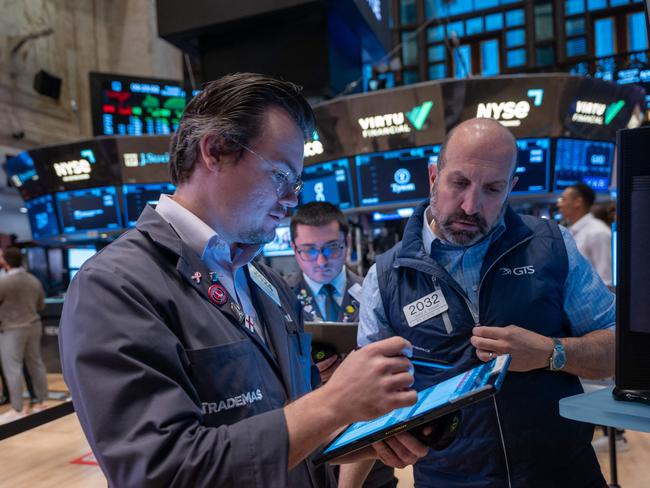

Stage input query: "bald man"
[{"left": 357, "top": 118, "right": 615, "bottom": 487}]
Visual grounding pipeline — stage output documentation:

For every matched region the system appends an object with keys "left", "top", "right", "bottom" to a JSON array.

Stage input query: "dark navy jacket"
[
  {"left": 60, "top": 206, "right": 336, "bottom": 488},
  {"left": 376, "top": 203, "right": 605, "bottom": 488}
]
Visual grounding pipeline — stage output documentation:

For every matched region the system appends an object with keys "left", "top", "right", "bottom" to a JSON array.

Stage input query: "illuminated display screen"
[
  {"left": 262, "top": 226, "right": 294, "bottom": 257},
  {"left": 512, "top": 138, "right": 550, "bottom": 194},
  {"left": 90, "top": 72, "right": 187, "bottom": 136},
  {"left": 356, "top": 145, "right": 439, "bottom": 207},
  {"left": 123, "top": 183, "right": 175, "bottom": 227},
  {"left": 300, "top": 158, "right": 355, "bottom": 209},
  {"left": 554, "top": 139, "right": 614, "bottom": 193},
  {"left": 67, "top": 248, "right": 96, "bottom": 269},
  {"left": 56, "top": 186, "right": 122, "bottom": 233},
  {"left": 29, "top": 139, "right": 119, "bottom": 192},
  {"left": 25, "top": 194, "right": 60, "bottom": 240},
  {"left": 117, "top": 136, "right": 171, "bottom": 184},
  {"left": 5, "top": 152, "right": 47, "bottom": 199}
]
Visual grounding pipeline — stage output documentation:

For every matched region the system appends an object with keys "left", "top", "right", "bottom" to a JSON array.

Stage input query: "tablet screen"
[{"left": 323, "top": 355, "right": 510, "bottom": 455}]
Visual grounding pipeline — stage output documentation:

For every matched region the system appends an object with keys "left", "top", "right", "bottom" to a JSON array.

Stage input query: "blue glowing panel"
[
  {"left": 356, "top": 145, "right": 439, "bottom": 207},
  {"left": 554, "top": 139, "right": 614, "bottom": 192},
  {"left": 67, "top": 248, "right": 96, "bottom": 269},
  {"left": 513, "top": 139, "right": 551, "bottom": 194},
  {"left": 55, "top": 186, "right": 122, "bottom": 233},
  {"left": 262, "top": 226, "right": 294, "bottom": 257},
  {"left": 5, "top": 152, "right": 47, "bottom": 199},
  {"left": 300, "top": 159, "right": 355, "bottom": 209},
  {"left": 25, "top": 195, "right": 60, "bottom": 240},
  {"left": 122, "top": 183, "right": 175, "bottom": 227}
]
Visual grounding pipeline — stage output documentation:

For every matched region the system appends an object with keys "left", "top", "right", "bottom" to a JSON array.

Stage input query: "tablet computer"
[
  {"left": 304, "top": 321, "right": 358, "bottom": 355},
  {"left": 314, "top": 354, "right": 511, "bottom": 464}
]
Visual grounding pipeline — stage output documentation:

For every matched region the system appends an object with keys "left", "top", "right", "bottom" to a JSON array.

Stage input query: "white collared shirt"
[
  {"left": 569, "top": 213, "right": 612, "bottom": 286},
  {"left": 156, "top": 194, "right": 266, "bottom": 340},
  {"left": 303, "top": 268, "right": 346, "bottom": 318}
]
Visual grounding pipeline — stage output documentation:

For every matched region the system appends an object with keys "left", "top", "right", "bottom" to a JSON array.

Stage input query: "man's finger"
[
  {"left": 316, "top": 354, "right": 339, "bottom": 372},
  {"left": 367, "top": 336, "right": 412, "bottom": 358},
  {"left": 472, "top": 326, "right": 507, "bottom": 339},
  {"left": 470, "top": 336, "right": 503, "bottom": 352},
  {"left": 391, "top": 431, "right": 430, "bottom": 458}
]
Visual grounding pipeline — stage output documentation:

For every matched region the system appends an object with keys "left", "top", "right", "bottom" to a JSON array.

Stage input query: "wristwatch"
[{"left": 549, "top": 338, "right": 566, "bottom": 371}]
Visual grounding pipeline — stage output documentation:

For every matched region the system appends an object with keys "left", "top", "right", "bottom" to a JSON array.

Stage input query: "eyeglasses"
[
  {"left": 295, "top": 242, "right": 345, "bottom": 262},
  {"left": 234, "top": 141, "right": 304, "bottom": 197}
]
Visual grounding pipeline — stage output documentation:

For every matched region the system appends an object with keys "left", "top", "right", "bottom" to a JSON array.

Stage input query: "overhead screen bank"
[{"left": 7, "top": 74, "right": 646, "bottom": 245}]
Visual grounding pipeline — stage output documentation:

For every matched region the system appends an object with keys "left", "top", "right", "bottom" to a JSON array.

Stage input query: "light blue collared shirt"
[
  {"left": 156, "top": 194, "right": 267, "bottom": 340},
  {"left": 303, "top": 268, "right": 346, "bottom": 318},
  {"left": 358, "top": 206, "right": 615, "bottom": 346}
]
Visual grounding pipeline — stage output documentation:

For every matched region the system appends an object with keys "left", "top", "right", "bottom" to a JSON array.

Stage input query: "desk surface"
[{"left": 560, "top": 387, "right": 650, "bottom": 433}]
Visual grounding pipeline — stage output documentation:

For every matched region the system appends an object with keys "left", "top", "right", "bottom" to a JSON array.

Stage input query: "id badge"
[{"left": 403, "top": 290, "right": 449, "bottom": 328}]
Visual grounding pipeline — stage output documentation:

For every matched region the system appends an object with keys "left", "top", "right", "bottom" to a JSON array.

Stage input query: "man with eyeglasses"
[
  {"left": 286, "top": 201, "right": 398, "bottom": 488},
  {"left": 59, "top": 73, "right": 432, "bottom": 488}
]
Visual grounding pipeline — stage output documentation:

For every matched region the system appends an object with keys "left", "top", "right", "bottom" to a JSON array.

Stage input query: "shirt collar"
[
  {"left": 303, "top": 267, "right": 346, "bottom": 297},
  {"left": 7, "top": 268, "right": 23, "bottom": 276},
  {"left": 155, "top": 194, "right": 261, "bottom": 268},
  {"left": 421, "top": 205, "right": 506, "bottom": 253}
]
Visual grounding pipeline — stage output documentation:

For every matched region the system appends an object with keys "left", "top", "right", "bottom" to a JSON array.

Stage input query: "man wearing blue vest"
[{"left": 358, "top": 118, "right": 615, "bottom": 488}]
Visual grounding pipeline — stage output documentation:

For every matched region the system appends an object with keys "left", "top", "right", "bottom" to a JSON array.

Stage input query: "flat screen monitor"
[
  {"left": 123, "top": 183, "right": 175, "bottom": 227},
  {"left": 89, "top": 72, "right": 187, "bottom": 136},
  {"left": 513, "top": 139, "right": 551, "bottom": 194},
  {"left": 25, "top": 194, "right": 60, "bottom": 240},
  {"left": 300, "top": 158, "right": 355, "bottom": 209},
  {"left": 67, "top": 247, "right": 96, "bottom": 269},
  {"left": 553, "top": 138, "right": 615, "bottom": 193},
  {"left": 262, "top": 226, "right": 294, "bottom": 257},
  {"left": 56, "top": 186, "right": 122, "bottom": 233},
  {"left": 356, "top": 145, "right": 440, "bottom": 207}
]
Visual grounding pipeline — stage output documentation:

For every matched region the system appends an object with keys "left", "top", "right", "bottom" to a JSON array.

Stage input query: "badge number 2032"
[{"left": 403, "top": 290, "right": 449, "bottom": 328}]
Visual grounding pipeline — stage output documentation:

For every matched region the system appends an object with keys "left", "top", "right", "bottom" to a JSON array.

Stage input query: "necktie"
[{"left": 322, "top": 284, "right": 340, "bottom": 322}]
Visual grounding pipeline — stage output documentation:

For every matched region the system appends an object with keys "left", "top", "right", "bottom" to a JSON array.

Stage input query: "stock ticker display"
[
  {"left": 356, "top": 145, "right": 439, "bottom": 207},
  {"left": 90, "top": 73, "right": 188, "bottom": 136},
  {"left": 553, "top": 138, "right": 614, "bottom": 192},
  {"left": 513, "top": 138, "right": 551, "bottom": 194},
  {"left": 55, "top": 186, "right": 122, "bottom": 233},
  {"left": 300, "top": 158, "right": 355, "bottom": 209}
]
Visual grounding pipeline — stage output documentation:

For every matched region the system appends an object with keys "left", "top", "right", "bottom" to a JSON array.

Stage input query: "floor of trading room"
[{"left": 0, "top": 377, "right": 648, "bottom": 487}]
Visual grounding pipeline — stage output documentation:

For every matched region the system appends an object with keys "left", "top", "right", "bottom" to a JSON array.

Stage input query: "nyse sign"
[
  {"left": 53, "top": 159, "right": 92, "bottom": 182},
  {"left": 475, "top": 89, "right": 544, "bottom": 127}
]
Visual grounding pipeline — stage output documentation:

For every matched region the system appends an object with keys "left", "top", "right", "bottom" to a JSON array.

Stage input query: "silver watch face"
[{"left": 551, "top": 343, "right": 566, "bottom": 370}]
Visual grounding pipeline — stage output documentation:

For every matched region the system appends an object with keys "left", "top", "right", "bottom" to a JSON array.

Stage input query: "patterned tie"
[{"left": 322, "top": 284, "right": 340, "bottom": 322}]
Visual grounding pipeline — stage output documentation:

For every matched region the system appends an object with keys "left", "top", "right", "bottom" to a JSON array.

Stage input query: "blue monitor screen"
[
  {"left": 262, "top": 226, "right": 294, "bottom": 257},
  {"left": 356, "top": 145, "right": 440, "bottom": 207},
  {"left": 67, "top": 247, "right": 96, "bottom": 269},
  {"left": 25, "top": 194, "right": 60, "bottom": 240},
  {"left": 56, "top": 186, "right": 122, "bottom": 233},
  {"left": 513, "top": 138, "right": 551, "bottom": 194},
  {"left": 300, "top": 159, "right": 355, "bottom": 209},
  {"left": 123, "top": 183, "right": 175, "bottom": 227},
  {"left": 554, "top": 139, "right": 614, "bottom": 193}
]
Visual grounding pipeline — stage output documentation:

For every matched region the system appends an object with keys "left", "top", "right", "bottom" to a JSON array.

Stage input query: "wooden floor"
[{"left": 0, "top": 411, "right": 648, "bottom": 487}]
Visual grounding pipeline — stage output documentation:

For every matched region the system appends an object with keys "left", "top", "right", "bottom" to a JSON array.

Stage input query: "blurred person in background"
[{"left": 0, "top": 247, "right": 49, "bottom": 424}]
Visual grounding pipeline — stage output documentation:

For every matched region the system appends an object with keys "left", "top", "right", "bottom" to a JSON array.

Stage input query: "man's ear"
[
  {"left": 198, "top": 133, "right": 233, "bottom": 174},
  {"left": 429, "top": 163, "right": 439, "bottom": 191}
]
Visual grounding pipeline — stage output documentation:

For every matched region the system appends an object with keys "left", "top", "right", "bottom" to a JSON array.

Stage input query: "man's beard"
[{"left": 430, "top": 183, "right": 499, "bottom": 246}]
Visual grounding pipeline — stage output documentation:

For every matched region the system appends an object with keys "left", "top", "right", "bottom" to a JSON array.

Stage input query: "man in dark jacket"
[
  {"left": 357, "top": 118, "right": 614, "bottom": 488},
  {"left": 59, "top": 73, "right": 430, "bottom": 488}
]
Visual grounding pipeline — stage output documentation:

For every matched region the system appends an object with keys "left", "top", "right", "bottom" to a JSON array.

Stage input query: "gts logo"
[{"left": 499, "top": 266, "right": 535, "bottom": 276}]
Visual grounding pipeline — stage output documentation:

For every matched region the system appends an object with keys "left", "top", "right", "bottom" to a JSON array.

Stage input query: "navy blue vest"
[{"left": 376, "top": 203, "right": 605, "bottom": 488}]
